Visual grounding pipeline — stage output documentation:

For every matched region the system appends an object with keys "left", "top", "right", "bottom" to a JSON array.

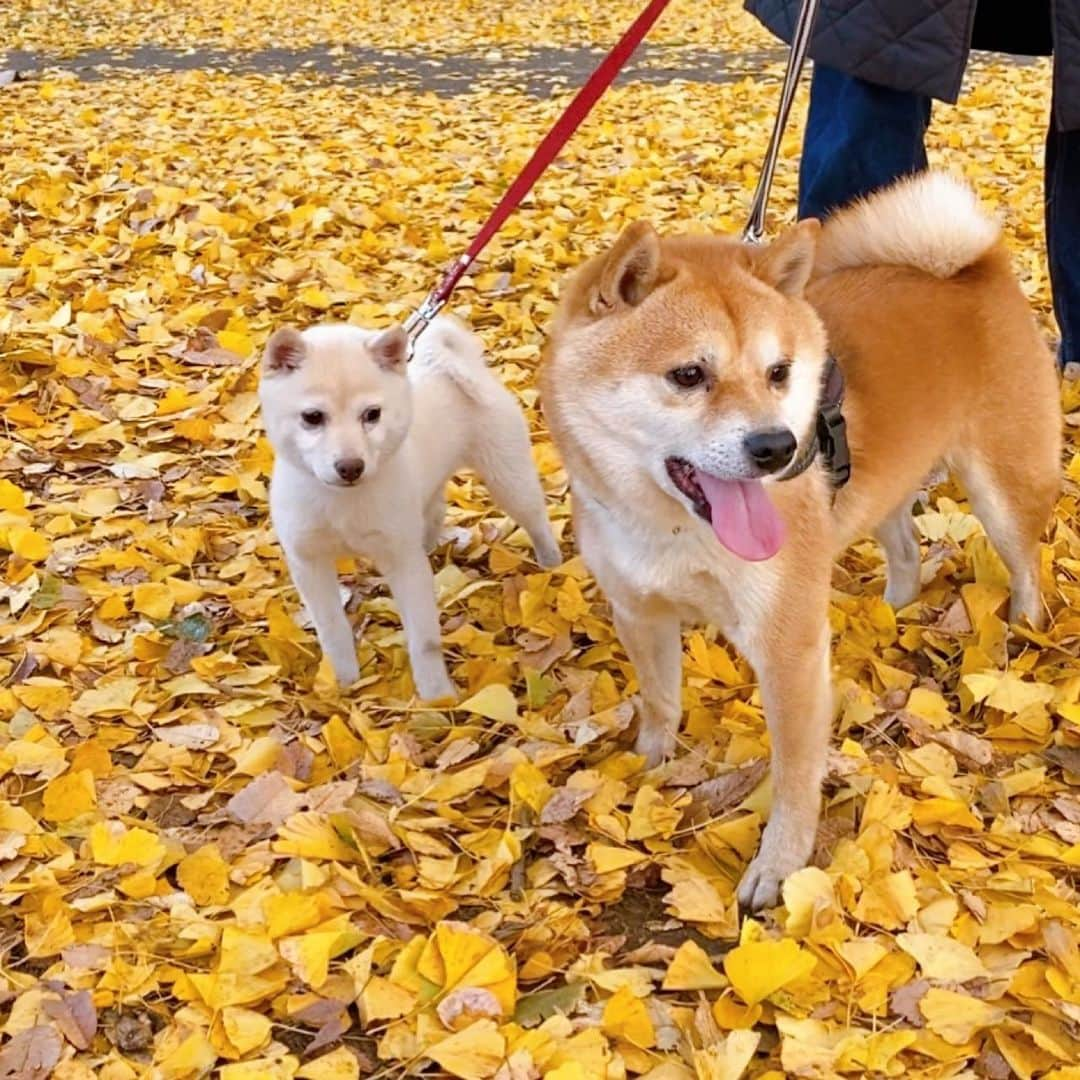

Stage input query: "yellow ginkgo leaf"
[
  {"left": 359, "top": 974, "right": 418, "bottom": 1024},
  {"left": 602, "top": 984, "right": 655, "bottom": 1048},
  {"left": 627, "top": 785, "right": 683, "bottom": 841},
  {"left": 662, "top": 940, "right": 727, "bottom": 990},
  {"left": 279, "top": 918, "right": 364, "bottom": 989},
  {"left": 919, "top": 988, "right": 1005, "bottom": 1045},
  {"left": 692, "top": 1030, "right": 761, "bottom": 1080},
  {"left": 782, "top": 867, "right": 836, "bottom": 938},
  {"left": 425, "top": 1019, "right": 506, "bottom": 1080},
  {"left": 218, "top": 927, "right": 280, "bottom": 977},
  {"left": 458, "top": 683, "right": 519, "bottom": 725},
  {"left": 155, "top": 1031, "right": 217, "bottom": 1079},
  {"left": 219, "top": 1007, "right": 272, "bottom": 1056},
  {"left": 297, "top": 1047, "right": 362, "bottom": 1080},
  {"left": 587, "top": 843, "right": 648, "bottom": 875},
  {"left": 177, "top": 845, "right": 231, "bottom": 907},
  {"left": 418, "top": 923, "right": 516, "bottom": 1015},
  {"left": 89, "top": 822, "right": 166, "bottom": 867},
  {"left": 962, "top": 671, "right": 1055, "bottom": 713},
  {"left": 41, "top": 769, "right": 97, "bottom": 822},
  {"left": 724, "top": 938, "right": 817, "bottom": 1006},
  {"left": 895, "top": 932, "right": 988, "bottom": 982},
  {"left": 132, "top": 581, "right": 175, "bottom": 620}
]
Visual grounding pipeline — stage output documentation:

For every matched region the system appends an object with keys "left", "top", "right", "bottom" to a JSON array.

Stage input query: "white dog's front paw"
[
  {"left": 737, "top": 845, "right": 807, "bottom": 912},
  {"left": 328, "top": 651, "right": 360, "bottom": 687},
  {"left": 884, "top": 579, "right": 920, "bottom": 610},
  {"left": 635, "top": 720, "right": 677, "bottom": 769},
  {"left": 534, "top": 536, "right": 563, "bottom": 570},
  {"left": 414, "top": 665, "right": 455, "bottom": 702}
]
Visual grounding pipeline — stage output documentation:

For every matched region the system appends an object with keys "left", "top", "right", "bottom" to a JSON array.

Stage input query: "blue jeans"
[{"left": 799, "top": 65, "right": 1078, "bottom": 368}]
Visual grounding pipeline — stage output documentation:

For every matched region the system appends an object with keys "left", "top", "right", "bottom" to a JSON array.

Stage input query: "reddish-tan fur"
[{"left": 540, "top": 173, "right": 1061, "bottom": 908}]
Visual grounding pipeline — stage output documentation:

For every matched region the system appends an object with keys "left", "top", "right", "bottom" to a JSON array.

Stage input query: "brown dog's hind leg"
[{"left": 954, "top": 443, "right": 1058, "bottom": 630}]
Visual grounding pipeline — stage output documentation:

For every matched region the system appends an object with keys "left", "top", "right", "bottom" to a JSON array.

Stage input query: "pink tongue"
[{"left": 695, "top": 473, "right": 785, "bottom": 561}]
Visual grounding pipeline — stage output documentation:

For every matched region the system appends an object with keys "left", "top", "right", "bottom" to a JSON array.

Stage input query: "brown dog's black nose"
[
  {"left": 744, "top": 428, "right": 796, "bottom": 473},
  {"left": 335, "top": 458, "right": 365, "bottom": 483}
]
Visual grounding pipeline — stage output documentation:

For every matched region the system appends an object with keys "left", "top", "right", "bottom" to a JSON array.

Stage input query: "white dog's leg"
[
  {"left": 472, "top": 403, "right": 561, "bottom": 568},
  {"left": 285, "top": 549, "right": 359, "bottom": 685},
  {"left": 382, "top": 546, "right": 455, "bottom": 700},
  {"left": 876, "top": 500, "right": 921, "bottom": 609},
  {"left": 613, "top": 599, "right": 683, "bottom": 767},
  {"left": 737, "top": 630, "right": 832, "bottom": 910},
  {"left": 423, "top": 494, "right": 447, "bottom": 553}
]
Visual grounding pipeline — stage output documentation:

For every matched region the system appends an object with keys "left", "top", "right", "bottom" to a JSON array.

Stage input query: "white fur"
[
  {"left": 779, "top": 348, "right": 824, "bottom": 444},
  {"left": 814, "top": 171, "right": 1000, "bottom": 279},
  {"left": 261, "top": 316, "right": 561, "bottom": 696}
]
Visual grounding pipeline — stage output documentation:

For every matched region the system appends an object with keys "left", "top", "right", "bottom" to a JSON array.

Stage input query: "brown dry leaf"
[
  {"left": 226, "top": 771, "right": 304, "bottom": 826},
  {"left": 43, "top": 990, "right": 97, "bottom": 1050},
  {"left": 0, "top": 1027, "right": 62, "bottom": 1079}
]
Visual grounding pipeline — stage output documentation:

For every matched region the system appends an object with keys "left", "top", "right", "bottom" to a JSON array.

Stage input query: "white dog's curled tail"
[
  {"left": 813, "top": 171, "right": 1001, "bottom": 280},
  {"left": 410, "top": 315, "right": 494, "bottom": 401}
]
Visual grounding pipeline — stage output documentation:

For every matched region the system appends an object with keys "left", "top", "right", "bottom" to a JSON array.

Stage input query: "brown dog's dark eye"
[
  {"left": 362, "top": 406, "right": 382, "bottom": 425},
  {"left": 301, "top": 409, "right": 325, "bottom": 427},
  {"left": 767, "top": 361, "right": 791, "bottom": 387},
  {"left": 668, "top": 364, "right": 706, "bottom": 389}
]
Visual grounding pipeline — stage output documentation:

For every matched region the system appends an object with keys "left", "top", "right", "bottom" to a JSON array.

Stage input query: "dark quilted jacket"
[{"left": 745, "top": 0, "right": 1080, "bottom": 131}]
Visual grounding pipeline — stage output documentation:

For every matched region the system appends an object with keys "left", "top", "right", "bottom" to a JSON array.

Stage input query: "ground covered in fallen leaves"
[{"left": 2, "top": 2, "right": 1080, "bottom": 1078}]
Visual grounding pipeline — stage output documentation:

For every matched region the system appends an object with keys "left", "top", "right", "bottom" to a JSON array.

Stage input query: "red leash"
[{"left": 404, "top": 0, "right": 674, "bottom": 344}]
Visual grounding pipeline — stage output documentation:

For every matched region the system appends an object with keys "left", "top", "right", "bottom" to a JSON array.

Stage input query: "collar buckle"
[{"left": 816, "top": 400, "right": 851, "bottom": 487}]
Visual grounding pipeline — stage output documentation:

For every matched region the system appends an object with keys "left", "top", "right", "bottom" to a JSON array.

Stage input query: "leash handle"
[
  {"left": 742, "top": 0, "right": 822, "bottom": 244},
  {"left": 405, "top": 0, "right": 675, "bottom": 348}
]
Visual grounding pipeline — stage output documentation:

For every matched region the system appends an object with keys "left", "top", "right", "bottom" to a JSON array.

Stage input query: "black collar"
[{"left": 777, "top": 354, "right": 851, "bottom": 491}]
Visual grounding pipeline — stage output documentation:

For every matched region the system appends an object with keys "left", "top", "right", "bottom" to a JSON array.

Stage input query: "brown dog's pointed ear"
[
  {"left": 263, "top": 327, "right": 306, "bottom": 374},
  {"left": 591, "top": 220, "right": 662, "bottom": 315},
  {"left": 750, "top": 219, "right": 821, "bottom": 297},
  {"left": 370, "top": 326, "right": 408, "bottom": 371}
]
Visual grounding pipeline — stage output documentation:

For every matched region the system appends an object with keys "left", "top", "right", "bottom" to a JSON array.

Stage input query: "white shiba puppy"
[{"left": 260, "top": 316, "right": 561, "bottom": 697}]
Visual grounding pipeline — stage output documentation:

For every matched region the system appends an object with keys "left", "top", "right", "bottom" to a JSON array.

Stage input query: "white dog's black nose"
[
  {"left": 335, "top": 458, "right": 365, "bottom": 483},
  {"left": 744, "top": 428, "right": 796, "bottom": 473}
]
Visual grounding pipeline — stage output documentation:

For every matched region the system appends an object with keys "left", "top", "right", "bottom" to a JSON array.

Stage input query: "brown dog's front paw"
[
  {"left": 737, "top": 846, "right": 808, "bottom": 912},
  {"left": 736, "top": 858, "right": 785, "bottom": 912}
]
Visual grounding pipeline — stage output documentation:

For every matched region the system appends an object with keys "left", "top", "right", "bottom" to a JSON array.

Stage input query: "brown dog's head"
[{"left": 541, "top": 220, "right": 828, "bottom": 560}]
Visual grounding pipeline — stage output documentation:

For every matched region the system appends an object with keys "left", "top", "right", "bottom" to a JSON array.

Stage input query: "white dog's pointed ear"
[
  {"left": 591, "top": 220, "right": 662, "bottom": 315},
  {"left": 371, "top": 326, "right": 408, "bottom": 371},
  {"left": 263, "top": 326, "right": 306, "bottom": 374},
  {"left": 750, "top": 219, "right": 821, "bottom": 297}
]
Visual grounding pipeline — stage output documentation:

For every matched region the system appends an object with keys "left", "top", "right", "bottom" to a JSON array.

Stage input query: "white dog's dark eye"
[
  {"left": 767, "top": 361, "right": 791, "bottom": 387},
  {"left": 668, "top": 364, "right": 706, "bottom": 389},
  {"left": 301, "top": 409, "right": 325, "bottom": 427},
  {"left": 362, "top": 406, "right": 382, "bottom": 425}
]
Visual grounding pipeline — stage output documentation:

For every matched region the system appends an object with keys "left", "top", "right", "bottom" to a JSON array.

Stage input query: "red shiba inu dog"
[{"left": 541, "top": 172, "right": 1061, "bottom": 908}]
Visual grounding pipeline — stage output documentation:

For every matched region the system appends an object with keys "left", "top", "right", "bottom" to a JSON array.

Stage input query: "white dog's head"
[{"left": 258, "top": 323, "right": 412, "bottom": 487}]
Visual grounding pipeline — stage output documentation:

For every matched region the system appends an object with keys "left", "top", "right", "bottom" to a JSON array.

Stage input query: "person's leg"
[
  {"left": 1046, "top": 100, "right": 1080, "bottom": 370},
  {"left": 799, "top": 66, "right": 933, "bottom": 220}
]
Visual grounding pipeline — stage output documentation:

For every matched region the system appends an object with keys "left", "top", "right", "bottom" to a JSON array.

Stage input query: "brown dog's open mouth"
[
  {"left": 665, "top": 457, "right": 711, "bottom": 523},
  {"left": 663, "top": 455, "right": 786, "bottom": 562}
]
